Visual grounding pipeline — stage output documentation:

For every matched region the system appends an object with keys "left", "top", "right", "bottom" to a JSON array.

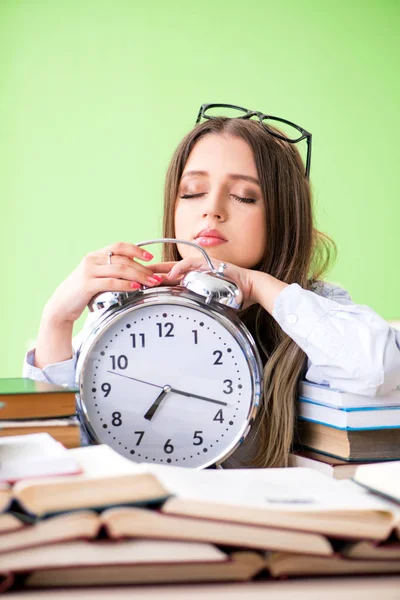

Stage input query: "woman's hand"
[
  {"left": 150, "top": 256, "right": 288, "bottom": 314},
  {"left": 43, "top": 242, "right": 163, "bottom": 325},
  {"left": 35, "top": 242, "right": 163, "bottom": 369},
  {"left": 150, "top": 257, "right": 258, "bottom": 309}
]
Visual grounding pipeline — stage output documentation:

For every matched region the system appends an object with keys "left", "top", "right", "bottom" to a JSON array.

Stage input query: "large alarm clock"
[{"left": 75, "top": 239, "right": 262, "bottom": 469}]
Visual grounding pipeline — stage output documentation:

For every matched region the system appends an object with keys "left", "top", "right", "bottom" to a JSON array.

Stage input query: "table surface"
[{"left": 4, "top": 577, "right": 400, "bottom": 600}]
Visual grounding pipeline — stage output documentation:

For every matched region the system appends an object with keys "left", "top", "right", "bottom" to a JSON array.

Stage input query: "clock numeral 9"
[
  {"left": 213, "top": 350, "right": 223, "bottom": 365},
  {"left": 157, "top": 322, "right": 174, "bottom": 337},
  {"left": 163, "top": 439, "right": 174, "bottom": 454},
  {"left": 112, "top": 411, "right": 122, "bottom": 426},
  {"left": 101, "top": 383, "right": 111, "bottom": 397},
  {"left": 110, "top": 355, "right": 128, "bottom": 370},
  {"left": 223, "top": 379, "right": 233, "bottom": 394},
  {"left": 193, "top": 431, "right": 203, "bottom": 446}
]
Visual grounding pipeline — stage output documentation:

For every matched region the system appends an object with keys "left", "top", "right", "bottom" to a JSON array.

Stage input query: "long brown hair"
[{"left": 162, "top": 118, "right": 336, "bottom": 467}]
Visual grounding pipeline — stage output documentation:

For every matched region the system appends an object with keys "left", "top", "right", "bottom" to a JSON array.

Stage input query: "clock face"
[{"left": 78, "top": 298, "right": 260, "bottom": 468}]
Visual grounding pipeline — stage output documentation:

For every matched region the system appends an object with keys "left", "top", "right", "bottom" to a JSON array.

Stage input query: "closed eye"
[
  {"left": 231, "top": 194, "right": 257, "bottom": 204},
  {"left": 179, "top": 193, "right": 206, "bottom": 199}
]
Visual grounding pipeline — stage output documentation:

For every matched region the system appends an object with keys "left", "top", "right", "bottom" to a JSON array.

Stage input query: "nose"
[{"left": 201, "top": 189, "right": 227, "bottom": 221}]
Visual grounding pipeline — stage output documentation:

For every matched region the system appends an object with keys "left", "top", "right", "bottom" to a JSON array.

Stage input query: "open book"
[
  {"left": 5, "top": 445, "right": 400, "bottom": 541},
  {"left": 0, "top": 506, "right": 334, "bottom": 557},
  {"left": 0, "top": 539, "right": 265, "bottom": 590}
]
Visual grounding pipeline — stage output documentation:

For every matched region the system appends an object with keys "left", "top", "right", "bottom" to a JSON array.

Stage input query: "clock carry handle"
[
  {"left": 136, "top": 238, "right": 224, "bottom": 273},
  {"left": 136, "top": 238, "right": 243, "bottom": 310}
]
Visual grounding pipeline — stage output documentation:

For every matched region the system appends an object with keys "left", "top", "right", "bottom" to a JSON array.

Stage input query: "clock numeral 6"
[
  {"left": 110, "top": 355, "right": 128, "bottom": 370},
  {"left": 163, "top": 439, "right": 174, "bottom": 454},
  {"left": 112, "top": 411, "right": 122, "bottom": 426},
  {"left": 193, "top": 431, "right": 203, "bottom": 446}
]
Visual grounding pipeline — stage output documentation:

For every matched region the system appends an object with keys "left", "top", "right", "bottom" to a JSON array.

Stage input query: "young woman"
[{"left": 24, "top": 104, "right": 400, "bottom": 468}]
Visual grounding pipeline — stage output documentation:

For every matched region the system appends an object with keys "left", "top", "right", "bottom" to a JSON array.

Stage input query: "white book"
[
  {"left": 298, "top": 399, "right": 400, "bottom": 430},
  {"left": 299, "top": 381, "right": 400, "bottom": 409}
]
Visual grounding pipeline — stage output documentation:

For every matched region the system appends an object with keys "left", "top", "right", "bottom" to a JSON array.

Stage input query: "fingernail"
[
  {"left": 151, "top": 274, "right": 163, "bottom": 283},
  {"left": 142, "top": 251, "right": 153, "bottom": 260},
  {"left": 130, "top": 282, "right": 141, "bottom": 289},
  {"left": 147, "top": 276, "right": 161, "bottom": 284}
]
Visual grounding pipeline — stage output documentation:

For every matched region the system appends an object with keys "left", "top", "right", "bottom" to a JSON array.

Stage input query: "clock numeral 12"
[{"left": 157, "top": 323, "right": 174, "bottom": 337}]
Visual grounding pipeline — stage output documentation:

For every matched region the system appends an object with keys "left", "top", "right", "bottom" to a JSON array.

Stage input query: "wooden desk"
[{"left": 5, "top": 577, "right": 400, "bottom": 600}]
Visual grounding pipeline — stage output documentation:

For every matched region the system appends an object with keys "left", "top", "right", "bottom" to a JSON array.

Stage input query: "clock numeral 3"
[
  {"left": 213, "top": 350, "right": 223, "bottom": 365},
  {"left": 163, "top": 439, "right": 174, "bottom": 454},
  {"left": 193, "top": 430, "right": 203, "bottom": 445},
  {"left": 157, "top": 322, "right": 174, "bottom": 337},
  {"left": 223, "top": 379, "right": 233, "bottom": 394},
  {"left": 110, "top": 355, "right": 128, "bottom": 370},
  {"left": 112, "top": 411, "right": 122, "bottom": 426},
  {"left": 213, "top": 409, "right": 224, "bottom": 423}
]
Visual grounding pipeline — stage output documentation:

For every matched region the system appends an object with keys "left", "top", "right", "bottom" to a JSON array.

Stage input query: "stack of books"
[
  {"left": 0, "top": 378, "right": 80, "bottom": 448},
  {"left": 0, "top": 436, "right": 399, "bottom": 591},
  {"left": 292, "top": 381, "right": 400, "bottom": 478}
]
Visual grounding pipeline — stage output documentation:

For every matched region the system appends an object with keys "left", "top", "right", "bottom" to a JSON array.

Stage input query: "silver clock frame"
[{"left": 75, "top": 286, "right": 263, "bottom": 469}]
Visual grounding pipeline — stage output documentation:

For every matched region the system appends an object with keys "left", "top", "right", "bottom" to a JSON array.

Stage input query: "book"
[
  {"left": 9, "top": 444, "right": 169, "bottom": 518},
  {"left": 7, "top": 444, "right": 400, "bottom": 541},
  {"left": 297, "top": 420, "right": 400, "bottom": 461},
  {"left": 298, "top": 399, "right": 400, "bottom": 429},
  {"left": 0, "top": 378, "right": 76, "bottom": 419},
  {"left": 299, "top": 381, "right": 400, "bottom": 409},
  {"left": 342, "top": 540, "right": 400, "bottom": 560},
  {"left": 0, "top": 539, "right": 265, "bottom": 589},
  {"left": 0, "top": 506, "right": 334, "bottom": 557},
  {"left": 289, "top": 451, "right": 361, "bottom": 479},
  {"left": 352, "top": 461, "right": 400, "bottom": 504},
  {"left": 0, "top": 418, "right": 80, "bottom": 448},
  {"left": 0, "top": 433, "right": 82, "bottom": 484},
  {"left": 265, "top": 552, "right": 400, "bottom": 578}
]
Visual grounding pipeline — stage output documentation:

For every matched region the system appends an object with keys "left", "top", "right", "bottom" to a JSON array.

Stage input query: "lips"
[{"left": 194, "top": 229, "right": 227, "bottom": 242}]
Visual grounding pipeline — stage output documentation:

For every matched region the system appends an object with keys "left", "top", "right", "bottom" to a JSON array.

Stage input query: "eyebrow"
[{"left": 181, "top": 170, "right": 260, "bottom": 186}]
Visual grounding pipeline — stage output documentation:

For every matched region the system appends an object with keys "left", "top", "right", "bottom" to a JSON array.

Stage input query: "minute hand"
[{"left": 169, "top": 387, "right": 227, "bottom": 406}]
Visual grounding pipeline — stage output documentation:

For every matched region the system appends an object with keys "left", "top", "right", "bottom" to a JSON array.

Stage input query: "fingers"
[
  {"left": 148, "top": 262, "right": 178, "bottom": 274},
  {"left": 167, "top": 258, "right": 206, "bottom": 281},
  {"left": 100, "top": 242, "right": 154, "bottom": 262}
]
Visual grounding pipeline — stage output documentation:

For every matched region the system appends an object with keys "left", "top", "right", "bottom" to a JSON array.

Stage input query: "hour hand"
[{"left": 144, "top": 385, "right": 171, "bottom": 421}]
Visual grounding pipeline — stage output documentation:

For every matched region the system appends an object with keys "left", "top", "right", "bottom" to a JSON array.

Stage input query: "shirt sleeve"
[
  {"left": 23, "top": 348, "right": 77, "bottom": 389},
  {"left": 21, "top": 312, "right": 98, "bottom": 388},
  {"left": 272, "top": 282, "right": 400, "bottom": 397}
]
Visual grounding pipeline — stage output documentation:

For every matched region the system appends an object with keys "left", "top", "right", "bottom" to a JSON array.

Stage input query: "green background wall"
[{"left": 0, "top": 0, "right": 399, "bottom": 378}]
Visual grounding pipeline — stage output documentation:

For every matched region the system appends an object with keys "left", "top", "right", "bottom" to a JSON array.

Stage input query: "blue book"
[
  {"left": 299, "top": 381, "right": 400, "bottom": 410},
  {"left": 298, "top": 398, "right": 400, "bottom": 430}
]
